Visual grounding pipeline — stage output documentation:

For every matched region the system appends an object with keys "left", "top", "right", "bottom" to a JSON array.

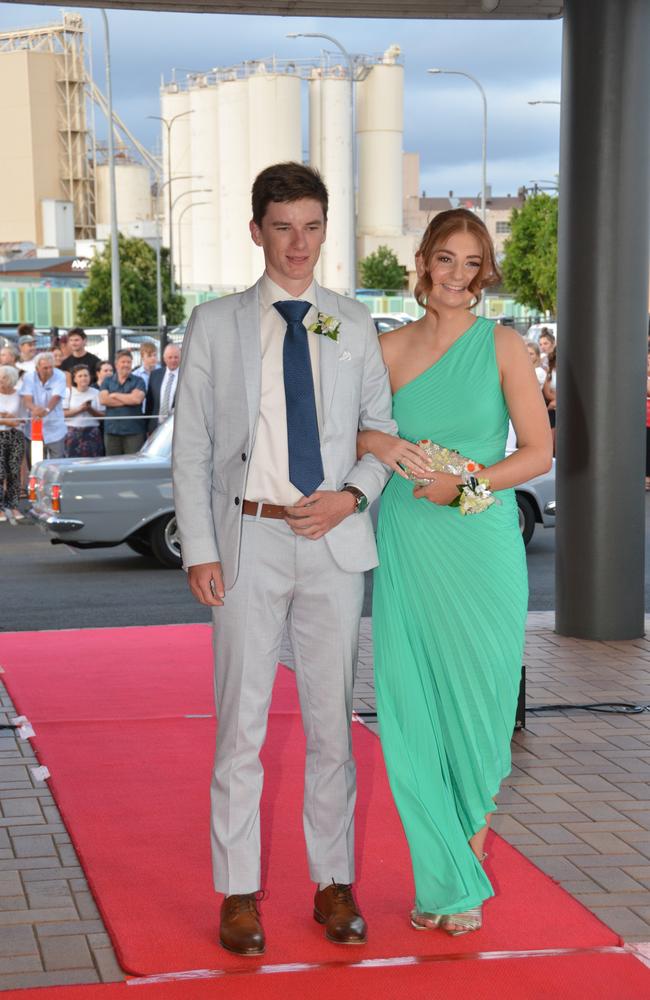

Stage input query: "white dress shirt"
[
  {"left": 158, "top": 367, "right": 178, "bottom": 422},
  {"left": 19, "top": 368, "right": 67, "bottom": 443},
  {"left": 245, "top": 273, "right": 322, "bottom": 505}
]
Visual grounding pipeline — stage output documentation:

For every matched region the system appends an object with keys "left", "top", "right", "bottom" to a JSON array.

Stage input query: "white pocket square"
[{"left": 338, "top": 350, "right": 352, "bottom": 362}]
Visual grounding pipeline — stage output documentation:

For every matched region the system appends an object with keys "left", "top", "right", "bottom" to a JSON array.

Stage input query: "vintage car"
[{"left": 28, "top": 417, "right": 555, "bottom": 569}]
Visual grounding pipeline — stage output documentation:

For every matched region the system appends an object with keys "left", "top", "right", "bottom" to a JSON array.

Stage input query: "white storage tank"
[
  {"left": 160, "top": 85, "right": 194, "bottom": 288},
  {"left": 217, "top": 76, "right": 251, "bottom": 290},
  {"left": 188, "top": 81, "right": 220, "bottom": 289},
  {"left": 95, "top": 162, "right": 152, "bottom": 230},
  {"left": 247, "top": 67, "right": 302, "bottom": 278},
  {"left": 356, "top": 47, "right": 404, "bottom": 238},
  {"left": 309, "top": 67, "right": 352, "bottom": 294}
]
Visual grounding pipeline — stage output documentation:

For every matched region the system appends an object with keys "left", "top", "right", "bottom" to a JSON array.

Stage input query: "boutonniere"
[{"left": 308, "top": 312, "right": 341, "bottom": 342}]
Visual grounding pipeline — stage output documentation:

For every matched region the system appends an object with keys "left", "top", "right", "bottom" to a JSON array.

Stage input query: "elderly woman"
[{"left": 0, "top": 365, "right": 25, "bottom": 521}]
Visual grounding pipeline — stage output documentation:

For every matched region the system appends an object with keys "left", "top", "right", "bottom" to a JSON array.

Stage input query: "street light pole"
[
  {"left": 428, "top": 68, "right": 488, "bottom": 225},
  {"left": 288, "top": 32, "right": 357, "bottom": 295},
  {"left": 101, "top": 10, "right": 121, "bottom": 329},
  {"left": 177, "top": 202, "right": 209, "bottom": 294},
  {"left": 148, "top": 110, "right": 194, "bottom": 296},
  {"left": 172, "top": 189, "right": 212, "bottom": 291}
]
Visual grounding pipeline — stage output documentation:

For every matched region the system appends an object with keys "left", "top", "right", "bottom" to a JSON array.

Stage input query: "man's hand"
[
  {"left": 284, "top": 490, "right": 357, "bottom": 540},
  {"left": 187, "top": 561, "right": 225, "bottom": 606},
  {"left": 31, "top": 405, "right": 48, "bottom": 418}
]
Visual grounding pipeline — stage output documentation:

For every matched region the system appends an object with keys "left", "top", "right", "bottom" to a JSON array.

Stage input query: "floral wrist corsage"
[{"left": 450, "top": 475, "right": 497, "bottom": 516}]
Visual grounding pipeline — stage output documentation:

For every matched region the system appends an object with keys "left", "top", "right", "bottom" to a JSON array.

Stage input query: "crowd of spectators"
[{"left": 0, "top": 323, "right": 181, "bottom": 519}]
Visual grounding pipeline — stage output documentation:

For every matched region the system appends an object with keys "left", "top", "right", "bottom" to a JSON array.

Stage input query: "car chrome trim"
[
  {"left": 544, "top": 500, "right": 556, "bottom": 516},
  {"left": 29, "top": 509, "right": 84, "bottom": 532}
]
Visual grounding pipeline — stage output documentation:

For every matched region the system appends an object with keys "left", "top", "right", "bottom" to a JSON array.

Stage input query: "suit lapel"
[
  {"left": 235, "top": 279, "right": 262, "bottom": 436},
  {"left": 315, "top": 283, "right": 341, "bottom": 427}
]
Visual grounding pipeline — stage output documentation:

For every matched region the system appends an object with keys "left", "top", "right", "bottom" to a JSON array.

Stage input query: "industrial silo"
[
  {"left": 96, "top": 161, "right": 152, "bottom": 230},
  {"left": 309, "top": 66, "right": 352, "bottom": 294},
  {"left": 188, "top": 81, "right": 220, "bottom": 289},
  {"left": 216, "top": 76, "right": 251, "bottom": 290},
  {"left": 247, "top": 65, "right": 302, "bottom": 278},
  {"left": 160, "top": 84, "right": 194, "bottom": 290},
  {"left": 356, "top": 47, "right": 404, "bottom": 239}
]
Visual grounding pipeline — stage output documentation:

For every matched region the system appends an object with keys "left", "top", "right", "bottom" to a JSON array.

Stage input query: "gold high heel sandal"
[
  {"left": 410, "top": 909, "right": 443, "bottom": 930},
  {"left": 440, "top": 851, "right": 488, "bottom": 937},
  {"left": 410, "top": 851, "right": 488, "bottom": 933}
]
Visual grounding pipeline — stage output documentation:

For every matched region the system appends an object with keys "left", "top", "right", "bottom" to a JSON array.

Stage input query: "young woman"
[
  {"left": 63, "top": 365, "right": 104, "bottom": 458},
  {"left": 358, "top": 209, "right": 552, "bottom": 936},
  {"left": 527, "top": 340, "right": 547, "bottom": 387}
]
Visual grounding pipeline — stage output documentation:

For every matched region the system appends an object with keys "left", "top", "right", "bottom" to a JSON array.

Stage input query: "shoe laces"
[
  {"left": 229, "top": 890, "right": 266, "bottom": 916},
  {"left": 330, "top": 880, "right": 355, "bottom": 906}
]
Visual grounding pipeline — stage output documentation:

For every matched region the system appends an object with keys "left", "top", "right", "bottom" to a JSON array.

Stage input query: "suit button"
[
  {"left": 241, "top": 453, "right": 246, "bottom": 462},
  {"left": 234, "top": 497, "right": 240, "bottom": 506}
]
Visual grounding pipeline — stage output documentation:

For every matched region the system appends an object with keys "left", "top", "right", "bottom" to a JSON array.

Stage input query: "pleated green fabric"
[{"left": 373, "top": 316, "right": 528, "bottom": 916}]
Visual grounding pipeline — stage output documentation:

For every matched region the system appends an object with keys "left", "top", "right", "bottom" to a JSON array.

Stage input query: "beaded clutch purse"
[
  {"left": 401, "top": 439, "right": 484, "bottom": 488},
  {"left": 401, "top": 440, "right": 496, "bottom": 515}
]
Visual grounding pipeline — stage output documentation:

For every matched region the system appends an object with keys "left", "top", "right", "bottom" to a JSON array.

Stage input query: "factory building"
[{"left": 0, "top": 15, "right": 94, "bottom": 248}]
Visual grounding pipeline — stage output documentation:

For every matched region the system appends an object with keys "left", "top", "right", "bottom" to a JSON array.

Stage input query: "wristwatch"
[{"left": 341, "top": 484, "right": 369, "bottom": 513}]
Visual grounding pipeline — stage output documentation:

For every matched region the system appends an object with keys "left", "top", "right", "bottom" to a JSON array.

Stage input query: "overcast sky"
[{"left": 1, "top": 3, "right": 562, "bottom": 197}]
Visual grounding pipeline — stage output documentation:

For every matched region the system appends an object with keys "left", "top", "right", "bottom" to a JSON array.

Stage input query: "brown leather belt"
[{"left": 242, "top": 499, "right": 287, "bottom": 519}]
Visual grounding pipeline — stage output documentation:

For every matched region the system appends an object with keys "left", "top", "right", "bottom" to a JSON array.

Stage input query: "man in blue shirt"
[
  {"left": 20, "top": 352, "right": 68, "bottom": 459},
  {"left": 98, "top": 350, "right": 146, "bottom": 455}
]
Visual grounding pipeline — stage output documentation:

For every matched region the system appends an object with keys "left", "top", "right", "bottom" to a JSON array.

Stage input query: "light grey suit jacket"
[{"left": 172, "top": 277, "right": 398, "bottom": 588}]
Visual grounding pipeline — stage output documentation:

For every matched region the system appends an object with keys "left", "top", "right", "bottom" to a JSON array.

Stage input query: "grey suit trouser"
[{"left": 210, "top": 513, "right": 365, "bottom": 895}]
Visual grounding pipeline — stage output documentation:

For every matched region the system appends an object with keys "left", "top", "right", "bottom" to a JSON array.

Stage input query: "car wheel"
[
  {"left": 148, "top": 513, "right": 182, "bottom": 569},
  {"left": 125, "top": 536, "right": 152, "bottom": 557},
  {"left": 516, "top": 493, "right": 537, "bottom": 547}
]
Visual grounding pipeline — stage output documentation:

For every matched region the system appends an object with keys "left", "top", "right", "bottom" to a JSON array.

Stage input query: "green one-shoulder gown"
[{"left": 373, "top": 316, "right": 528, "bottom": 916}]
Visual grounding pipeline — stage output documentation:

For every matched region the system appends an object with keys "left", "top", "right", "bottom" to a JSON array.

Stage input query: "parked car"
[
  {"left": 372, "top": 312, "right": 413, "bottom": 334},
  {"left": 28, "top": 418, "right": 181, "bottom": 568},
  {"left": 0, "top": 329, "right": 52, "bottom": 351},
  {"left": 28, "top": 417, "right": 555, "bottom": 568}
]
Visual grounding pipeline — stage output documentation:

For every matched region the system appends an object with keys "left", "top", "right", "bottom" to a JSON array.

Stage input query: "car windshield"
[{"left": 141, "top": 416, "right": 173, "bottom": 459}]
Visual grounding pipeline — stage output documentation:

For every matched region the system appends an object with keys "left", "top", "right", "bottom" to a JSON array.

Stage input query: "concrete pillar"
[{"left": 556, "top": 0, "right": 650, "bottom": 638}]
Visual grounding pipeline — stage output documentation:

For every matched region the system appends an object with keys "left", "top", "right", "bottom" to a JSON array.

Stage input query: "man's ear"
[{"left": 250, "top": 218, "right": 262, "bottom": 247}]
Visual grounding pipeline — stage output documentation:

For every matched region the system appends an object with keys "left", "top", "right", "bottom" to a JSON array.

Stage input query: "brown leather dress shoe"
[
  {"left": 219, "top": 893, "right": 265, "bottom": 956},
  {"left": 313, "top": 882, "right": 367, "bottom": 945}
]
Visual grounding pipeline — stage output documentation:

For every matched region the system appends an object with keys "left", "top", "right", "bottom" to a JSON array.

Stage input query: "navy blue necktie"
[{"left": 274, "top": 299, "right": 324, "bottom": 496}]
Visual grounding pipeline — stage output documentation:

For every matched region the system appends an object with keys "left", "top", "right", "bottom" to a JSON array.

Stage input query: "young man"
[
  {"left": 132, "top": 342, "right": 160, "bottom": 392},
  {"left": 98, "top": 350, "right": 146, "bottom": 455},
  {"left": 59, "top": 329, "right": 102, "bottom": 384},
  {"left": 172, "top": 163, "right": 396, "bottom": 957},
  {"left": 16, "top": 327, "right": 37, "bottom": 374}
]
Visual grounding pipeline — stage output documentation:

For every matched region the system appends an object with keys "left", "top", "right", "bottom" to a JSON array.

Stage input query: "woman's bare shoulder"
[{"left": 379, "top": 319, "right": 422, "bottom": 361}]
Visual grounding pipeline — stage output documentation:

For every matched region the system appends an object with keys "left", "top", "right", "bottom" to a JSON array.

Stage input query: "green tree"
[
  {"left": 359, "top": 245, "right": 407, "bottom": 292},
  {"left": 501, "top": 193, "right": 558, "bottom": 314},
  {"left": 78, "top": 235, "right": 185, "bottom": 327}
]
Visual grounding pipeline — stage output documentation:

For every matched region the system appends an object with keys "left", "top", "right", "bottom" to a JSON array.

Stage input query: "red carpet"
[
  {"left": 2, "top": 624, "right": 649, "bottom": 999},
  {"left": 2, "top": 953, "right": 650, "bottom": 1000}
]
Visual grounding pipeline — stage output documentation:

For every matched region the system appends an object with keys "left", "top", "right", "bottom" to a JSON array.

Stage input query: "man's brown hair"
[
  {"left": 251, "top": 162, "right": 328, "bottom": 226},
  {"left": 139, "top": 342, "right": 158, "bottom": 358},
  {"left": 67, "top": 327, "right": 87, "bottom": 340}
]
